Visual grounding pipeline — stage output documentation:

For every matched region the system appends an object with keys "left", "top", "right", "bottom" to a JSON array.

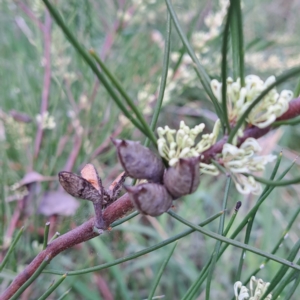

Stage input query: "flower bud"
[
  {"left": 112, "top": 139, "right": 165, "bottom": 183},
  {"left": 164, "top": 156, "right": 200, "bottom": 199},
  {"left": 125, "top": 183, "right": 172, "bottom": 216}
]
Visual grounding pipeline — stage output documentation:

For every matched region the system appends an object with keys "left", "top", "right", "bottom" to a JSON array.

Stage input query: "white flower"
[
  {"left": 234, "top": 277, "right": 273, "bottom": 300},
  {"left": 222, "top": 138, "right": 276, "bottom": 195},
  {"left": 234, "top": 281, "right": 250, "bottom": 300},
  {"left": 157, "top": 119, "right": 220, "bottom": 174},
  {"left": 36, "top": 111, "right": 56, "bottom": 130},
  {"left": 211, "top": 75, "right": 293, "bottom": 128}
]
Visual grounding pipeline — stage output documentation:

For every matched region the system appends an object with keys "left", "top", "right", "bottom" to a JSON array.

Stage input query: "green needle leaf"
[
  {"left": 145, "top": 11, "right": 172, "bottom": 148},
  {"left": 164, "top": 0, "right": 225, "bottom": 125},
  {"left": 10, "top": 256, "right": 50, "bottom": 300},
  {"left": 43, "top": 210, "right": 224, "bottom": 276},
  {"left": 89, "top": 49, "right": 157, "bottom": 145},
  {"left": 147, "top": 242, "right": 177, "bottom": 300},
  {"left": 43, "top": 222, "right": 50, "bottom": 250},
  {"left": 37, "top": 273, "right": 68, "bottom": 300},
  {"left": 0, "top": 226, "right": 24, "bottom": 272},
  {"left": 243, "top": 172, "right": 300, "bottom": 186},
  {"left": 42, "top": 0, "right": 154, "bottom": 143},
  {"left": 168, "top": 211, "right": 300, "bottom": 272}
]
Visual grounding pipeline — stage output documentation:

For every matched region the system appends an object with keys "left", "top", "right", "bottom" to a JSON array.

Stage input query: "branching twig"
[{"left": 2, "top": 97, "right": 300, "bottom": 299}]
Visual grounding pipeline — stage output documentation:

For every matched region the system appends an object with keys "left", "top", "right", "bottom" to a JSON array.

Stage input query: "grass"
[{"left": 1, "top": 0, "right": 300, "bottom": 299}]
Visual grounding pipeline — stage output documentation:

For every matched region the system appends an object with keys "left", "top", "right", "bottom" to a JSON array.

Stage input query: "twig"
[
  {"left": 2, "top": 97, "right": 300, "bottom": 299},
  {"left": 1, "top": 194, "right": 133, "bottom": 300}
]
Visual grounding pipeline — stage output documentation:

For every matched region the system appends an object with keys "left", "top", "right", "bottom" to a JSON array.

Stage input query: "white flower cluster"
[
  {"left": 222, "top": 138, "right": 276, "bottom": 195},
  {"left": 234, "top": 276, "right": 272, "bottom": 300},
  {"left": 36, "top": 111, "right": 56, "bottom": 130},
  {"left": 157, "top": 119, "right": 220, "bottom": 175},
  {"left": 211, "top": 75, "right": 293, "bottom": 128}
]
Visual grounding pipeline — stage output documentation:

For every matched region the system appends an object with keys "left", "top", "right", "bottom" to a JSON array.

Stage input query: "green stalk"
[
  {"left": 220, "top": 0, "right": 233, "bottom": 133},
  {"left": 230, "top": 0, "right": 245, "bottom": 85},
  {"left": 273, "top": 268, "right": 300, "bottom": 299},
  {"left": 145, "top": 11, "right": 172, "bottom": 147},
  {"left": 44, "top": 210, "right": 224, "bottom": 275},
  {"left": 10, "top": 256, "right": 50, "bottom": 300},
  {"left": 43, "top": 222, "right": 50, "bottom": 250},
  {"left": 273, "top": 116, "right": 300, "bottom": 127},
  {"left": 164, "top": 0, "right": 225, "bottom": 125},
  {"left": 168, "top": 211, "right": 300, "bottom": 272},
  {"left": 183, "top": 201, "right": 242, "bottom": 300},
  {"left": 89, "top": 50, "right": 157, "bottom": 145},
  {"left": 57, "top": 289, "right": 71, "bottom": 300},
  {"left": 0, "top": 226, "right": 24, "bottom": 272},
  {"left": 37, "top": 273, "right": 68, "bottom": 300},
  {"left": 243, "top": 173, "right": 300, "bottom": 186},
  {"left": 262, "top": 240, "right": 300, "bottom": 297},
  {"left": 147, "top": 242, "right": 177, "bottom": 300},
  {"left": 42, "top": 0, "right": 154, "bottom": 142},
  {"left": 205, "top": 178, "right": 231, "bottom": 300},
  {"left": 49, "top": 232, "right": 60, "bottom": 243},
  {"left": 111, "top": 211, "right": 139, "bottom": 228},
  {"left": 241, "top": 206, "right": 300, "bottom": 289}
]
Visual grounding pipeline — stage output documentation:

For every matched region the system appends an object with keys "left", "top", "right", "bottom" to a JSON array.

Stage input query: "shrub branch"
[{"left": 1, "top": 96, "right": 300, "bottom": 300}]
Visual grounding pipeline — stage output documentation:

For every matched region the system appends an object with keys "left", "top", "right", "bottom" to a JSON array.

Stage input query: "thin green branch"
[
  {"left": 230, "top": 0, "right": 245, "bottom": 85},
  {"left": 168, "top": 211, "right": 300, "bottom": 272},
  {"left": 206, "top": 178, "right": 231, "bottom": 300},
  {"left": 273, "top": 116, "right": 300, "bottom": 127},
  {"left": 145, "top": 11, "right": 172, "bottom": 147},
  {"left": 241, "top": 206, "right": 300, "bottom": 290},
  {"left": 10, "top": 256, "right": 50, "bottom": 300},
  {"left": 220, "top": 0, "right": 233, "bottom": 133},
  {"left": 0, "top": 226, "right": 24, "bottom": 272},
  {"left": 89, "top": 49, "right": 157, "bottom": 145},
  {"left": 147, "top": 242, "right": 177, "bottom": 300},
  {"left": 228, "top": 66, "right": 300, "bottom": 143},
  {"left": 42, "top": 0, "right": 154, "bottom": 142},
  {"left": 272, "top": 267, "right": 300, "bottom": 299},
  {"left": 182, "top": 201, "right": 242, "bottom": 300},
  {"left": 111, "top": 211, "right": 139, "bottom": 228},
  {"left": 37, "top": 273, "right": 68, "bottom": 300},
  {"left": 43, "top": 210, "right": 224, "bottom": 275},
  {"left": 164, "top": 0, "right": 225, "bottom": 125},
  {"left": 262, "top": 240, "right": 300, "bottom": 297},
  {"left": 243, "top": 172, "right": 300, "bottom": 186},
  {"left": 43, "top": 222, "right": 50, "bottom": 250}
]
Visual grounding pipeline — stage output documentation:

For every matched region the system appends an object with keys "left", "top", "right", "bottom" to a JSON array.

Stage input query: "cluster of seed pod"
[{"left": 112, "top": 139, "right": 201, "bottom": 217}]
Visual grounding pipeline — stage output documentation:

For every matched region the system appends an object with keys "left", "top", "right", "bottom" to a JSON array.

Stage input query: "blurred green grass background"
[{"left": 1, "top": 0, "right": 300, "bottom": 299}]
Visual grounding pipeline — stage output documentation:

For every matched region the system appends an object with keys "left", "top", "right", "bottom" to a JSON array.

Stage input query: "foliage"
[{"left": 1, "top": 0, "right": 300, "bottom": 299}]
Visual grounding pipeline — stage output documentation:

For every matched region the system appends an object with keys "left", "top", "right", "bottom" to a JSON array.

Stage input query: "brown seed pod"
[
  {"left": 125, "top": 183, "right": 172, "bottom": 216},
  {"left": 58, "top": 171, "right": 101, "bottom": 203},
  {"left": 163, "top": 156, "right": 200, "bottom": 199},
  {"left": 80, "top": 163, "right": 102, "bottom": 192},
  {"left": 112, "top": 139, "right": 164, "bottom": 183}
]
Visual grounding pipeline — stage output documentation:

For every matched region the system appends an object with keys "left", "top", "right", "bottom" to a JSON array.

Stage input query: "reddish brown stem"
[
  {"left": 2, "top": 97, "right": 300, "bottom": 299},
  {"left": 1, "top": 194, "right": 133, "bottom": 300}
]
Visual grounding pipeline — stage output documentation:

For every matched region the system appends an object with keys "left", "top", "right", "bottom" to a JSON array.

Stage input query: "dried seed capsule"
[
  {"left": 58, "top": 171, "right": 100, "bottom": 202},
  {"left": 112, "top": 139, "right": 165, "bottom": 183},
  {"left": 125, "top": 183, "right": 172, "bottom": 216},
  {"left": 163, "top": 157, "right": 200, "bottom": 199}
]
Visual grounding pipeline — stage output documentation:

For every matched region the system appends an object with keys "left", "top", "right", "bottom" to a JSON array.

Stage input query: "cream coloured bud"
[
  {"left": 125, "top": 183, "right": 172, "bottom": 216},
  {"left": 112, "top": 139, "right": 165, "bottom": 183},
  {"left": 164, "top": 156, "right": 200, "bottom": 199}
]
